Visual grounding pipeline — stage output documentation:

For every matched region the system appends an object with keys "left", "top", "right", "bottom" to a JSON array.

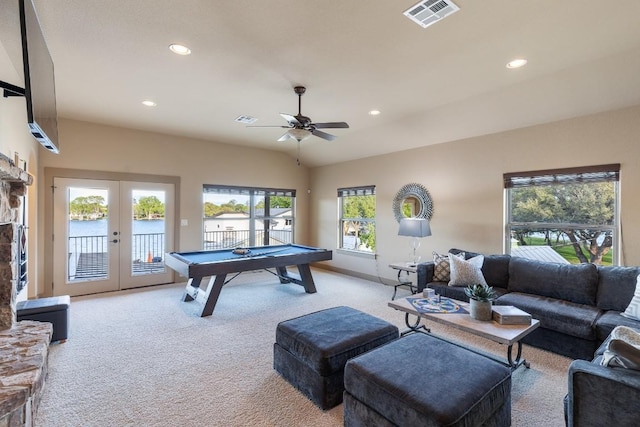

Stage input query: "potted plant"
[{"left": 464, "top": 283, "right": 496, "bottom": 321}]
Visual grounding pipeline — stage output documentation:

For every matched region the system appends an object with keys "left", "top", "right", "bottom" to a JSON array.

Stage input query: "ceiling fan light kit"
[
  {"left": 280, "top": 128, "right": 312, "bottom": 142},
  {"left": 247, "top": 86, "right": 349, "bottom": 143}
]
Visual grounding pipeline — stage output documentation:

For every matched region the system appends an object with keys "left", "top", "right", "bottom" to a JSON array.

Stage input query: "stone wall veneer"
[
  {"left": 0, "top": 153, "right": 37, "bottom": 426},
  {"left": 0, "top": 321, "right": 53, "bottom": 427},
  {"left": 0, "top": 153, "right": 32, "bottom": 330}
]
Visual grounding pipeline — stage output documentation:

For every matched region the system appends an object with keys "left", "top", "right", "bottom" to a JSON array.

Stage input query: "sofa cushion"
[
  {"left": 481, "top": 255, "right": 511, "bottom": 289},
  {"left": 595, "top": 310, "right": 640, "bottom": 341},
  {"left": 497, "top": 292, "right": 601, "bottom": 340},
  {"left": 596, "top": 266, "right": 640, "bottom": 311},
  {"left": 508, "top": 257, "right": 598, "bottom": 305}
]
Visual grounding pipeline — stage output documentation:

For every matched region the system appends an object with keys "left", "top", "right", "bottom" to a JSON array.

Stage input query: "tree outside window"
[
  {"left": 338, "top": 186, "right": 376, "bottom": 253},
  {"left": 505, "top": 165, "right": 620, "bottom": 265}
]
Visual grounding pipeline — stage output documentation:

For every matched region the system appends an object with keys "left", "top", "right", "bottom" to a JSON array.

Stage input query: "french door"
[{"left": 52, "top": 178, "right": 174, "bottom": 296}]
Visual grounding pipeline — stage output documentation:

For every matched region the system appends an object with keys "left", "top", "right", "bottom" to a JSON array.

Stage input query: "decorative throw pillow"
[
  {"left": 448, "top": 253, "right": 488, "bottom": 287},
  {"left": 622, "top": 274, "right": 640, "bottom": 321},
  {"left": 432, "top": 251, "right": 465, "bottom": 282},
  {"left": 601, "top": 325, "right": 640, "bottom": 370}
]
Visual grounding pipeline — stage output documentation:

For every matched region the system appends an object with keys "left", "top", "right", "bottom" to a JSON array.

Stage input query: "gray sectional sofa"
[
  {"left": 416, "top": 249, "right": 640, "bottom": 360},
  {"left": 565, "top": 335, "right": 640, "bottom": 426}
]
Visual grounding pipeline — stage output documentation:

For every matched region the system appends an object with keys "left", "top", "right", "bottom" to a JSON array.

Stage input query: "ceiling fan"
[{"left": 250, "top": 86, "right": 349, "bottom": 142}]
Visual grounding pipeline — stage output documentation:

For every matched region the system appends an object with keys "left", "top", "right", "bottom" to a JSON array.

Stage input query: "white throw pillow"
[
  {"left": 448, "top": 253, "right": 487, "bottom": 287},
  {"left": 622, "top": 274, "right": 640, "bottom": 321}
]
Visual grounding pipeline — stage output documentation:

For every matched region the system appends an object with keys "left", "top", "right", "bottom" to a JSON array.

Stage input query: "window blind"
[
  {"left": 203, "top": 184, "right": 295, "bottom": 197},
  {"left": 337, "top": 185, "right": 376, "bottom": 197},
  {"left": 503, "top": 164, "right": 620, "bottom": 189}
]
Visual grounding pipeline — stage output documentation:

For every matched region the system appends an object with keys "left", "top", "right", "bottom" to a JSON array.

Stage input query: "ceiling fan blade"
[
  {"left": 277, "top": 132, "right": 293, "bottom": 142},
  {"left": 280, "top": 113, "right": 302, "bottom": 127},
  {"left": 312, "top": 122, "right": 349, "bottom": 129},
  {"left": 247, "top": 125, "right": 291, "bottom": 128},
  {"left": 312, "top": 129, "right": 337, "bottom": 141}
]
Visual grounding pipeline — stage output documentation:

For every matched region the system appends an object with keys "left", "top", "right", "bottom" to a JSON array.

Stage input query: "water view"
[{"left": 69, "top": 218, "right": 165, "bottom": 236}]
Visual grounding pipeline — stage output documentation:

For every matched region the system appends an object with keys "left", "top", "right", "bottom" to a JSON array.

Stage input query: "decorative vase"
[{"left": 469, "top": 299, "right": 493, "bottom": 321}]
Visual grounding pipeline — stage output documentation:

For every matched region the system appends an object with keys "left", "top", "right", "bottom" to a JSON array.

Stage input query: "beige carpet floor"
[{"left": 36, "top": 269, "right": 571, "bottom": 426}]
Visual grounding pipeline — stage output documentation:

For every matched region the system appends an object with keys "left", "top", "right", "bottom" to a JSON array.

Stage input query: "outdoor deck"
[{"left": 73, "top": 252, "right": 165, "bottom": 280}]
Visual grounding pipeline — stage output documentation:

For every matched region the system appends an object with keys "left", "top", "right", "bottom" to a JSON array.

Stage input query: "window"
[
  {"left": 504, "top": 164, "right": 620, "bottom": 265},
  {"left": 203, "top": 185, "right": 295, "bottom": 249},
  {"left": 338, "top": 186, "right": 376, "bottom": 253}
]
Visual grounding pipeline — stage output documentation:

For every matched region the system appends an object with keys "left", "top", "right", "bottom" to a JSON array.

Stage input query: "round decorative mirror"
[{"left": 393, "top": 183, "right": 433, "bottom": 223}]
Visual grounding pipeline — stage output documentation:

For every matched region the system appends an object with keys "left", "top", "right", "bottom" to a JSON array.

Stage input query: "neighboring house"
[
  {"left": 203, "top": 208, "right": 292, "bottom": 232},
  {"left": 203, "top": 209, "right": 293, "bottom": 248}
]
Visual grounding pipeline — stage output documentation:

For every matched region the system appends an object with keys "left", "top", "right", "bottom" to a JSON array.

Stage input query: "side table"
[{"left": 388, "top": 262, "right": 417, "bottom": 300}]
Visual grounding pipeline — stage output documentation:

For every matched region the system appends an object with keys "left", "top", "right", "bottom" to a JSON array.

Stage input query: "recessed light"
[
  {"left": 506, "top": 58, "right": 527, "bottom": 69},
  {"left": 169, "top": 44, "right": 191, "bottom": 55},
  {"left": 368, "top": 110, "right": 381, "bottom": 116},
  {"left": 142, "top": 100, "right": 157, "bottom": 107}
]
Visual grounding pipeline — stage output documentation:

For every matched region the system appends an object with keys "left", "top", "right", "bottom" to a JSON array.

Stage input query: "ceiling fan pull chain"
[{"left": 297, "top": 141, "right": 301, "bottom": 166}]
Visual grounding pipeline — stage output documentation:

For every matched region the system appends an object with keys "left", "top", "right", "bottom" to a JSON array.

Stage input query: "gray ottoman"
[
  {"left": 17, "top": 295, "right": 70, "bottom": 343},
  {"left": 344, "top": 333, "right": 512, "bottom": 426},
  {"left": 274, "top": 306, "right": 399, "bottom": 410}
]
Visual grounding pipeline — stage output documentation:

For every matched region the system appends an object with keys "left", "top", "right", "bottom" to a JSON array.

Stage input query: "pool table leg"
[
  {"left": 200, "top": 274, "right": 227, "bottom": 317},
  {"left": 274, "top": 264, "right": 317, "bottom": 293},
  {"left": 182, "top": 274, "right": 227, "bottom": 317},
  {"left": 181, "top": 277, "right": 203, "bottom": 302},
  {"left": 297, "top": 264, "right": 317, "bottom": 293}
]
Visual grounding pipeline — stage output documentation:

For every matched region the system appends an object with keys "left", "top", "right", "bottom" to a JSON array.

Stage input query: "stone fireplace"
[
  {"left": 0, "top": 152, "right": 32, "bottom": 329},
  {"left": 0, "top": 153, "right": 53, "bottom": 426}
]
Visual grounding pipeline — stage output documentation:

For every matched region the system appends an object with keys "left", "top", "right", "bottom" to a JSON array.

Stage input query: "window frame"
[
  {"left": 202, "top": 185, "right": 296, "bottom": 249},
  {"left": 504, "top": 164, "right": 620, "bottom": 265},
  {"left": 337, "top": 185, "right": 376, "bottom": 254}
]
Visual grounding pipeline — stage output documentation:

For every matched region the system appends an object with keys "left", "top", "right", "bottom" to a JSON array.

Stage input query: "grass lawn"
[{"left": 519, "top": 236, "right": 613, "bottom": 265}]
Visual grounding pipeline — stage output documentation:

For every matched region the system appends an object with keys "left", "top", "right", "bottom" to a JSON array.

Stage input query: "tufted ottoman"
[
  {"left": 274, "top": 306, "right": 399, "bottom": 410},
  {"left": 344, "top": 333, "right": 512, "bottom": 426}
]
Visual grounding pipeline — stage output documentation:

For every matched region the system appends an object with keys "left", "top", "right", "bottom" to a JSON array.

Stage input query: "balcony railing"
[
  {"left": 68, "top": 233, "right": 165, "bottom": 281},
  {"left": 203, "top": 229, "right": 292, "bottom": 250},
  {"left": 68, "top": 230, "right": 292, "bottom": 281}
]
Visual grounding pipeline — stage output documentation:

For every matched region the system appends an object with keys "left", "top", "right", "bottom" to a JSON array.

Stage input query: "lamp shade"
[{"left": 398, "top": 218, "right": 432, "bottom": 238}]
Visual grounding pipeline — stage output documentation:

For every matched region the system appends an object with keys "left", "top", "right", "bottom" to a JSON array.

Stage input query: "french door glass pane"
[
  {"left": 67, "top": 186, "right": 109, "bottom": 282},
  {"left": 131, "top": 189, "right": 167, "bottom": 276}
]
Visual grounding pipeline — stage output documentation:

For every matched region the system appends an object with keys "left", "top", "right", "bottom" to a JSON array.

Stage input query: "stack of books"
[{"left": 492, "top": 305, "right": 532, "bottom": 325}]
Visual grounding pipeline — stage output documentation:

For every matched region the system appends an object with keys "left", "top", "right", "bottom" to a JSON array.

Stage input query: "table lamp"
[{"left": 398, "top": 218, "right": 431, "bottom": 266}]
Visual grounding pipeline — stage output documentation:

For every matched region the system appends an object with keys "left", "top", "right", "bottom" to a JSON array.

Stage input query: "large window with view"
[
  {"left": 504, "top": 164, "right": 620, "bottom": 265},
  {"left": 338, "top": 186, "right": 376, "bottom": 253},
  {"left": 203, "top": 185, "right": 295, "bottom": 249}
]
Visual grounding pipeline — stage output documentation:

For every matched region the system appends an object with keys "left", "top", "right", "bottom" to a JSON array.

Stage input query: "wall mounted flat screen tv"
[{"left": 20, "top": 0, "right": 59, "bottom": 153}]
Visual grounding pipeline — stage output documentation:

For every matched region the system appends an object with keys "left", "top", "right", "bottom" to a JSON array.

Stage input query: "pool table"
[{"left": 165, "top": 244, "right": 333, "bottom": 317}]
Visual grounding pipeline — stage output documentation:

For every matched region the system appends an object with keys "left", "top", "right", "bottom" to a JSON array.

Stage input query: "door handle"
[{"left": 112, "top": 239, "right": 119, "bottom": 243}]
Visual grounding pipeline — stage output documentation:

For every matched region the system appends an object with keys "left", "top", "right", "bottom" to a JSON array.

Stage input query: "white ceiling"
[{"left": 19, "top": 1, "right": 640, "bottom": 166}]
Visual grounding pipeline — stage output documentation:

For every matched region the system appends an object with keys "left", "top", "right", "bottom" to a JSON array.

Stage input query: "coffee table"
[{"left": 388, "top": 295, "right": 540, "bottom": 370}]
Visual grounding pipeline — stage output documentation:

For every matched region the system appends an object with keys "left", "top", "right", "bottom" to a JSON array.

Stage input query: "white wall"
[
  {"left": 0, "top": 39, "right": 41, "bottom": 299},
  {"left": 310, "top": 105, "right": 640, "bottom": 284}
]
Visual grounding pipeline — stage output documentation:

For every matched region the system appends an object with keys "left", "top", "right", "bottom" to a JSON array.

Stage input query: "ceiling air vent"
[
  {"left": 235, "top": 115, "right": 257, "bottom": 124},
  {"left": 403, "top": 0, "right": 460, "bottom": 29}
]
